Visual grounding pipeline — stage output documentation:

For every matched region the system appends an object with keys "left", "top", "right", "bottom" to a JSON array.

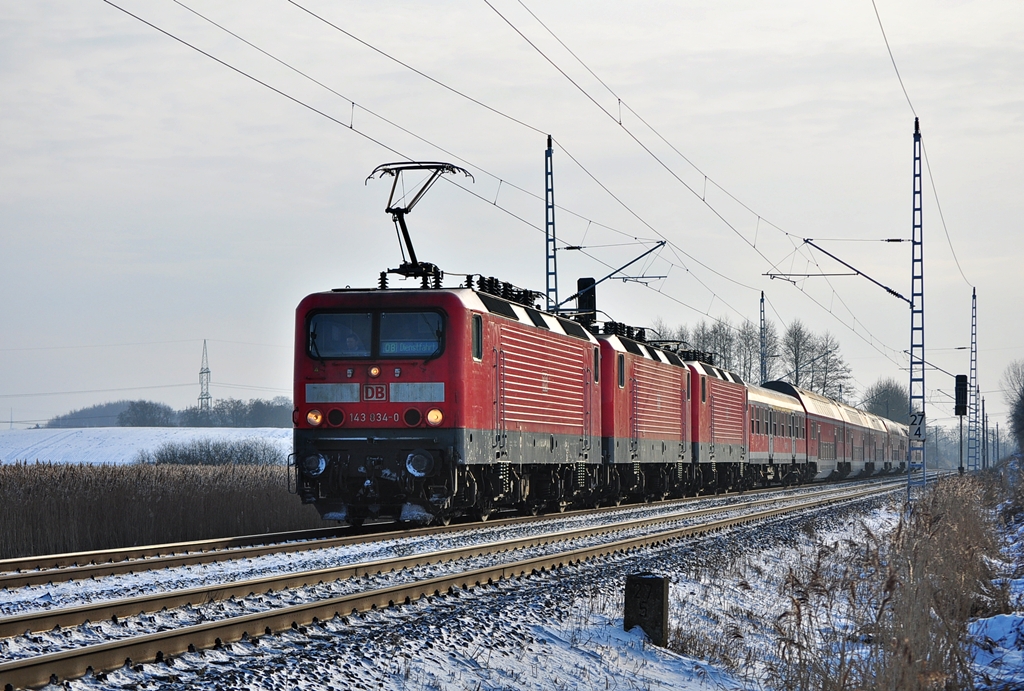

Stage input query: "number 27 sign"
[{"left": 909, "top": 411, "right": 926, "bottom": 441}]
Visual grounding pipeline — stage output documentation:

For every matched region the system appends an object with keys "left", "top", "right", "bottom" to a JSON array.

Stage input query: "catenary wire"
[
  {"left": 921, "top": 139, "right": 972, "bottom": 286},
  {"left": 116, "top": 0, "right": 754, "bottom": 327},
  {"left": 482, "top": 0, "right": 780, "bottom": 266},
  {"left": 281, "top": 0, "right": 762, "bottom": 308},
  {"left": 0, "top": 384, "right": 196, "bottom": 399},
  {"left": 163, "top": 0, "right": 733, "bottom": 296},
  {"left": 486, "top": 0, "right": 904, "bottom": 358},
  {"left": 869, "top": 0, "right": 916, "bottom": 115},
  {"left": 108, "top": 0, "right": 900, "bottom": 365},
  {"left": 869, "top": 0, "right": 971, "bottom": 288}
]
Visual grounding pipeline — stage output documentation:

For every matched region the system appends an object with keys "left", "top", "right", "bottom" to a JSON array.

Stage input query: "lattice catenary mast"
[
  {"left": 907, "top": 117, "right": 927, "bottom": 494},
  {"left": 198, "top": 339, "right": 212, "bottom": 411},
  {"left": 967, "top": 287, "right": 979, "bottom": 471},
  {"left": 760, "top": 292, "right": 768, "bottom": 385},
  {"left": 545, "top": 135, "right": 558, "bottom": 312}
]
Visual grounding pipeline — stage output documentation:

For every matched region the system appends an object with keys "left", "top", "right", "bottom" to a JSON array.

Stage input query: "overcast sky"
[{"left": 2, "top": 0, "right": 1021, "bottom": 430}]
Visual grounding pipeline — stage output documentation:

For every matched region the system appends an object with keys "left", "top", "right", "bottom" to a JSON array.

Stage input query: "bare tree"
[
  {"left": 782, "top": 320, "right": 816, "bottom": 388},
  {"left": 810, "top": 332, "right": 853, "bottom": 401},
  {"left": 649, "top": 316, "right": 673, "bottom": 341},
  {"left": 761, "top": 318, "right": 782, "bottom": 383},
  {"left": 690, "top": 320, "right": 714, "bottom": 354},
  {"left": 734, "top": 319, "right": 759, "bottom": 382},
  {"left": 861, "top": 377, "right": 909, "bottom": 423},
  {"left": 709, "top": 317, "right": 736, "bottom": 370},
  {"left": 1002, "top": 360, "right": 1024, "bottom": 453},
  {"left": 118, "top": 400, "right": 177, "bottom": 427}
]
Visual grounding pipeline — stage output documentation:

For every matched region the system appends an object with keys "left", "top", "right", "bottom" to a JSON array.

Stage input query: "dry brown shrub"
[
  {"left": 0, "top": 462, "right": 328, "bottom": 559},
  {"left": 768, "top": 475, "right": 1005, "bottom": 691}
]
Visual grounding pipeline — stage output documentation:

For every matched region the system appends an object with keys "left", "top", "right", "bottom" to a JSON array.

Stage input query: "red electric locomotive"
[
  {"left": 293, "top": 284, "right": 604, "bottom": 524},
  {"left": 292, "top": 161, "right": 910, "bottom": 525}
]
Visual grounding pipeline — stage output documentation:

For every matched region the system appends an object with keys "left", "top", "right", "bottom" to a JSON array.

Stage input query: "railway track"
[
  {"left": 0, "top": 480, "right": 901, "bottom": 690},
  {"left": 0, "top": 476, "right": 901, "bottom": 590}
]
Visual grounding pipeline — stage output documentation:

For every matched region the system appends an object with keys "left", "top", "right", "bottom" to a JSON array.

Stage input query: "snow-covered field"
[
  {"left": 0, "top": 430, "right": 1019, "bottom": 690},
  {"left": 1, "top": 492, "right": 1011, "bottom": 691},
  {"left": 0, "top": 427, "right": 291, "bottom": 465}
]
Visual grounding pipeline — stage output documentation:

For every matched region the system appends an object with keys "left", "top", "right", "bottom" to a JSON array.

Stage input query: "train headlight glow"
[
  {"left": 405, "top": 451, "right": 434, "bottom": 477},
  {"left": 368, "top": 366, "right": 381, "bottom": 378},
  {"left": 301, "top": 453, "right": 327, "bottom": 477},
  {"left": 425, "top": 408, "right": 443, "bottom": 426},
  {"left": 306, "top": 409, "right": 323, "bottom": 426}
]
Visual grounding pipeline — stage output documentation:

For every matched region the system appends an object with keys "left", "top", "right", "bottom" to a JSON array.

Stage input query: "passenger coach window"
[
  {"left": 309, "top": 312, "right": 372, "bottom": 358},
  {"left": 380, "top": 312, "right": 443, "bottom": 357},
  {"left": 472, "top": 315, "right": 483, "bottom": 360}
]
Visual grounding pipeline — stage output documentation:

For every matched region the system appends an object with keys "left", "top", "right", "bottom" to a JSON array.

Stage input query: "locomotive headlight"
[
  {"left": 301, "top": 453, "right": 327, "bottom": 477},
  {"left": 368, "top": 366, "right": 381, "bottom": 378},
  {"left": 306, "top": 409, "right": 323, "bottom": 426},
  {"left": 425, "top": 408, "right": 443, "bottom": 426},
  {"left": 405, "top": 451, "right": 434, "bottom": 477}
]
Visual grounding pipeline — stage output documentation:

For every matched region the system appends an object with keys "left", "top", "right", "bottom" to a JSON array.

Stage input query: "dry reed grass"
[
  {"left": 0, "top": 462, "right": 328, "bottom": 559},
  {"left": 767, "top": 475, "right": 1005, "bottom": 691},
  {"left": 665, "top": 474, "right": 1014, "bottom": 691}
]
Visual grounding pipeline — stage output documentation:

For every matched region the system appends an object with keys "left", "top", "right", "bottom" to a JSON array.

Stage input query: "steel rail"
[
  {"left": 0, "top": 478, "right": 895, "bottom": 589},
  {"left": 0, "top": 480, "right": 901, "bottom": 638},
  {"left": 0, "top": 526, "right": 353, "bottom": 573},
  {"left": 1, "top": 482, "right": 810, "bottom": 575},
  {"left": 0, "top": 482, "right": 897, "bottom": 690}
]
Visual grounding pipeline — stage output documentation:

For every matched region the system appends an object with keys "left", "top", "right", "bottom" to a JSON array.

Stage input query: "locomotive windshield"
[
  {"left": 380, "top": 312, "right": 443, "bottom": 357},
  {"left": 308, "top": 310, "right": 443, "bottom": 359}
]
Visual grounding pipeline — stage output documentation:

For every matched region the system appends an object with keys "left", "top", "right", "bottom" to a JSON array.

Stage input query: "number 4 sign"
[{"left": 910, "top": 411, "right": 926, "bottom": 441}]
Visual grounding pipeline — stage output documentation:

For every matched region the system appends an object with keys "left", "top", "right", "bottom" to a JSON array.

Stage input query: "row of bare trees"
[
  {"left": 651, "top": 316, "right": 854, "bottom": 401},
  {"left": 1004, "top": 360, "right": 1024, "bottom": 454}
]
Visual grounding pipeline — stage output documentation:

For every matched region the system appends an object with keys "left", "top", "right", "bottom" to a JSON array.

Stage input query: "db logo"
[{"left": 363, "top": 384, "right": 387, "bottom": 401}]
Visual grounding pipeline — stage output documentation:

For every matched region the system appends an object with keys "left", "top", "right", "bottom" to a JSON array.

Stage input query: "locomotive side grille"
[
  {"left": 500, "top": 326, "right": 585, "bottom": 428},
  {"left": 707, "top": 379, "right": 746, "bottom": 443},
  {"left": 633, "top": 360, "right": 683, "bottom": 437}
]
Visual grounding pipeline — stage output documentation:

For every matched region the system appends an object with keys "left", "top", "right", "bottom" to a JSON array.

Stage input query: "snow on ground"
[
  {"left": 34, "top": 496, "right": 895, "bottom": 691},
  {"left": 0, "top": 428, "right": 291, "bottom": 465},
  {"left": 970, "top": 498, "right": 1024, "bottom": 690}
]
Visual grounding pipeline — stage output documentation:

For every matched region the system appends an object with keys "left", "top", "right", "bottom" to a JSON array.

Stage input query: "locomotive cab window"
[
  {"left": 701, "top": 376, "right": 706, "bottom": 403},
  {"left": 472, "top": 314, "right": 483, "bottom": 360},
  {"left": 309, "top": 312, "right": 372, "bottom": 358},
  {"left": 307, "top": 310, "right": 444, "bottom": 359},
  {"left": 617, "top": 353, "right": 625, "bottom": 388},
  {"left": 380, "top": 312, "right": 443, "bottom": 357},
  {"left": 593, "top": 347, "right": 599, "bottom": 382}
]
